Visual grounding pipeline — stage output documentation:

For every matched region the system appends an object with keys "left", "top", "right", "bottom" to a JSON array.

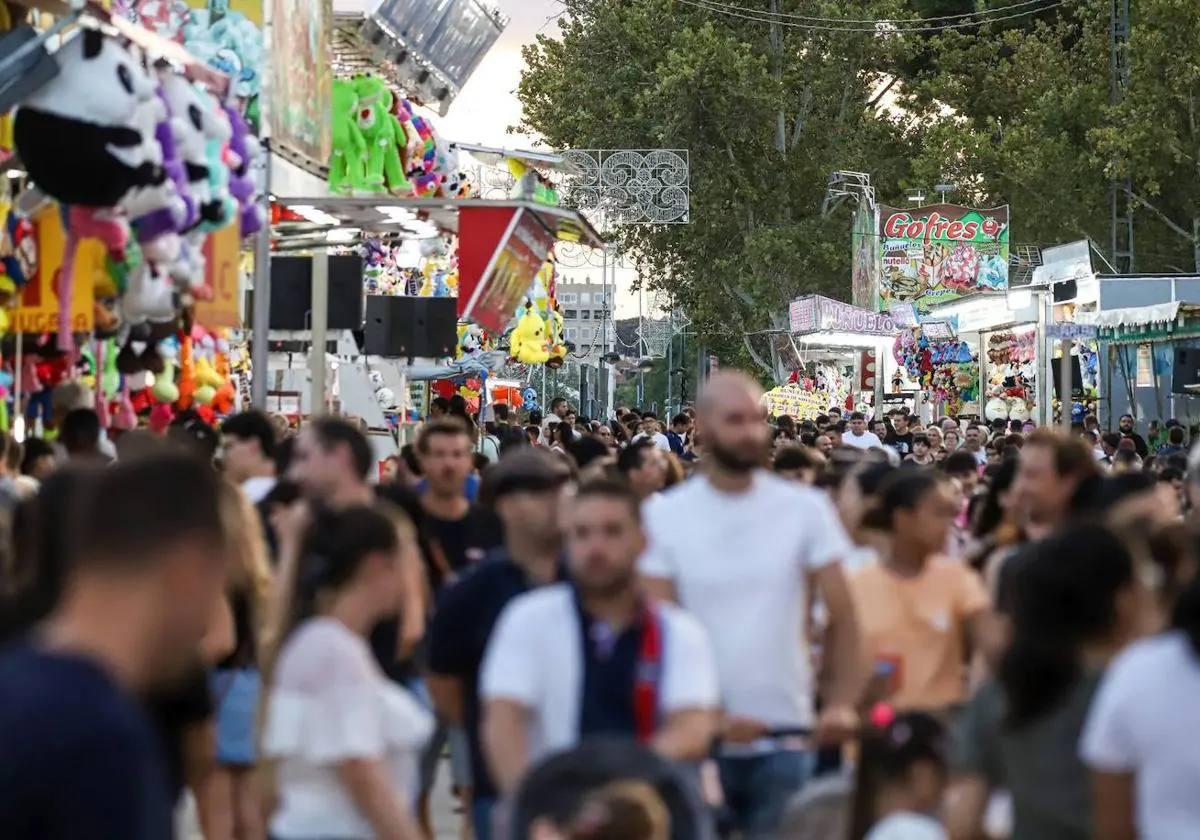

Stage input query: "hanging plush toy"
[
  {"left": 195, "top": 89, "right": 236, "bottom": 233},
  {"left": 132, "top": 88, "right": 194, "bottom": 263},
  {"left": 545, "top": 300, "right": 567, "bottom": 368},
  {"left": 223, "top": 103, "right": 264, "bottom": 236},
  {"left": 353, "top": 76, "right": 411, "bottom": 195},
  {"left": 509, "top": 301, "right": 550, "bottom": 364},
  {"left": 329, "top": 78, "right": 366, "bottom": 194},
  {"left": 15, "top": 30, "right": 164, "bottom": 208},
  {"left": 160, "top": 71, "right": 215, "bottom": 230},
  {"left": 521, "top": 386, "right": 539, "bottom": 414}
]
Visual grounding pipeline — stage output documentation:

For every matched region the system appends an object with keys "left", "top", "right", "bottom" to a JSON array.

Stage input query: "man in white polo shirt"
[
  {"left": 480, "top": 479, "right": 719, "bottom": 796},
  {"left": 641, "top": 372, "right": 865, "bottom": 839},
  {"left": 841, "top": 410, "right": 884, "bottom": 450}
]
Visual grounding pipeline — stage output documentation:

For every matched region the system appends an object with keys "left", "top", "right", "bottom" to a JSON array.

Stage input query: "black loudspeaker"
[
  {"left": 363, "top": 296, "right": 458, "bottom": 358},
  {"left": 1172, "top": 347, "right": 1200, "bottom": 394},
  {"left": 264, "top": 255, "right": 364, "bottom": 329},
  {"left": 1051, "top": 356, "right": 1084, "bottom": 397}
]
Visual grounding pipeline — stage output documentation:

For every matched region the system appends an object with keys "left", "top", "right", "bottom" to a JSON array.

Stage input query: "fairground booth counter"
[
  {"left": 1078, "top": 275, "right": 1200, "bottom": 429},
  {"left": 761, "top": 294, "right": 898, "bottom": 421}
]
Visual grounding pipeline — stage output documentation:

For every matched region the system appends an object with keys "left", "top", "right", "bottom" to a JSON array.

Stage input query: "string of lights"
[
  {"left": 673, "top": 0, "right": 1069, "bottom": 32},
  {"left": 679, "top": 0, "right": 1057, "bottom": 25}
]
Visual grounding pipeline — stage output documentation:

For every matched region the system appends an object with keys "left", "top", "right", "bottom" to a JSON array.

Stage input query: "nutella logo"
[{"left": 883, "top": 211, "right": 981, "bottom": 242}]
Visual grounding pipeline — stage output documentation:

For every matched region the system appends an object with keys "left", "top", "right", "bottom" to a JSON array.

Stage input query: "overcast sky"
[{"left": 438, "top": 0, "right": 562, "bottom": 148}]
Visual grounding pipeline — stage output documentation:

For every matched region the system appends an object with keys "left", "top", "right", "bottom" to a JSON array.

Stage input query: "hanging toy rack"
[{"left": 4, "top": 0, "right": 229, "bottom": 97}]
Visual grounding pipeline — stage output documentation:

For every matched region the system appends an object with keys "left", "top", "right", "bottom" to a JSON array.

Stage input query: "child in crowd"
[{"left": 850, "top": 709, "right": 948, "bottom": 840}]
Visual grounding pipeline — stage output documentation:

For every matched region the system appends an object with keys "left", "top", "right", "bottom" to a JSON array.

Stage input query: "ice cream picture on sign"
[{"left": 877, "top": 204, "right": 1010, "bottom": 312}]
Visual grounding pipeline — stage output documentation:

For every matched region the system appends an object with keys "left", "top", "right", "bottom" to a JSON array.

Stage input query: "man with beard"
[
  {"left": 1118, "top": 413, "right": 1150, "bottom": 459},
  {"left": 640, "top": 372, "right": 865, "bottom": 839},
  {"left": 480, "top": 479, "right": 719, "bottom": 795}
]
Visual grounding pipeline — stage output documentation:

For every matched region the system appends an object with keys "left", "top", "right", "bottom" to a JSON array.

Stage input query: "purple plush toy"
[
  {"left": 223, "top": 103, "right": 264, "bottom": 237},
  {"left": 133, "top": 89, "right": 197, "bottom": 261}
]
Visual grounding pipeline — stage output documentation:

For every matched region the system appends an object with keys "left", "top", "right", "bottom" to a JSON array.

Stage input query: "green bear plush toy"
[
  {"left": 330, "top": 79, "right": 367, "bottom": 194},
  {"left": 353, "top": 76, "right": 411, "bottom": 195}
]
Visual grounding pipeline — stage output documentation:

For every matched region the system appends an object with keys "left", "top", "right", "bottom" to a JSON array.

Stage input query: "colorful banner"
[
  {"left": 851, "top": 201, "right": 878, "bottom": 311},
  {"left": 268, "top": 0, "right": 331, "bottom": 164},
  {"left": 14, "top": 207, "right": 94, "bottom": 334},
  {"left": 760, "top": 384, "right": 831, "bottom": 420},
  {"left": 460, "top": 207, "right": 557, "bottom": 334},
  {"left": 878, "top": 204, "right": 1010, "bottom": 312},
  {"left": 195, "top": 221, "right": 241, "bottom": 327}
]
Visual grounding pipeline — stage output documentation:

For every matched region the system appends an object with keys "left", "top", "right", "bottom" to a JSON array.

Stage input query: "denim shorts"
[{"left": 211, "top": 667, "right": 261, "bottom": 766}]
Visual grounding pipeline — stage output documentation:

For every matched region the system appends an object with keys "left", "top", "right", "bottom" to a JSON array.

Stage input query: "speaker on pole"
[{"left": 363, "top": 296, "right": 457, "bottom": 358}]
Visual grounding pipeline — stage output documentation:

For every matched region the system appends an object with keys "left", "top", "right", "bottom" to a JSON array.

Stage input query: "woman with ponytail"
[
  {"left": 1081, "top": 541, "right": 1200, "bottom": 840},
  {"left": 849, "top": 470, "right": 991, "bottom": 712},
  {"left": 261, "top": 506, "right": 431, "bottom": 840},
  {"left": 947, "top": 524, "right": 1142, "bottom": 840}
]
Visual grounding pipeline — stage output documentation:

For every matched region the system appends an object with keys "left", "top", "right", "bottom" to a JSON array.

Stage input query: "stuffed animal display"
[
  {"left": 509, "top": 301, "right": 550, "bottom": 364},
  {"left": 327, "top": 76, "right": 469, "bottom": 199},
  {"left": 2, "top": 26, "right": 262, "bottom": 433}
]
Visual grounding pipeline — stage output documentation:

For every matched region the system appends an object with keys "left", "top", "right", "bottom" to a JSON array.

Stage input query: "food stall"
[{"left": 777, "top": 294, "right": 900, "bottom": 418}]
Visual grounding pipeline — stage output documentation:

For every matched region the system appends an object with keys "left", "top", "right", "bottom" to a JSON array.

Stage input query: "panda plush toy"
[{"left": 15, "top": 29, "right": 165, "bottom": 208}]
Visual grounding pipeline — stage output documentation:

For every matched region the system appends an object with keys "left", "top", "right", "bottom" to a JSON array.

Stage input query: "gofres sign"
[
  {"left": 878, "top": 203, "right": 1010, "bottom": 312},
  {"left": 882, "top": 210, "right": 1002, "bottom": 243},
  {"left": 789, "top": 294, "right": 898, "bottom": 337}
]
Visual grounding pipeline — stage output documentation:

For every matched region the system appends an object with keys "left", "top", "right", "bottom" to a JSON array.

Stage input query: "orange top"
[{"left": 851, "top": 558, "right": 989, "bottom": 711}]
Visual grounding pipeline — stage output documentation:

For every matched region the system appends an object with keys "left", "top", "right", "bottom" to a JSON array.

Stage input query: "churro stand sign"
[{"left": 878, "top": 204, "right": 1009, "bottom": 312}]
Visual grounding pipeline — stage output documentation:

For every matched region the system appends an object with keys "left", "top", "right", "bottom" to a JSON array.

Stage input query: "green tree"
[
  {"left": 518, "top": 0, "right": 919, "bottom": 373},
  {"left": 903, "top": 0, "right": 1200, "bottom": 271}
]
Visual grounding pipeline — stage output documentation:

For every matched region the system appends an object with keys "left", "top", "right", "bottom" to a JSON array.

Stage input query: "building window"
[
  {"left": 566, "top": 328, "right": 577, "bottom": 341},
  {"left": 581, "top": 310, "right": 591, "bottom": 319},
  {"left": 565, "top": 309, "right": 578, "bottom": 319},
  {"left": 561, "top": 293, "right": 577, "bottom": 304},
  {"left": 580, "top": 292, "right": 591, "bottom": 304}
]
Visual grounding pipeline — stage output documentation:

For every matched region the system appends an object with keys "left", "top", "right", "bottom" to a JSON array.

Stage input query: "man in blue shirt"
[
  {"left": 666, "top": 413, "right": 692, "bottom": 456},
  {"left": 428, "top": 449, "right": 571, "bottom": 840},
  {"left": 0, "top": 455, "right": 228, "bottom": 839}
]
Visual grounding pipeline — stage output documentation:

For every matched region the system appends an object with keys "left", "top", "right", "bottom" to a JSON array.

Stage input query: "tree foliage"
[
  {"left": 518, "top": 0, "right": 918, "bottom": 368},
  {"left": 518, "top": 0, "right": 1200, "bottom": 370}
]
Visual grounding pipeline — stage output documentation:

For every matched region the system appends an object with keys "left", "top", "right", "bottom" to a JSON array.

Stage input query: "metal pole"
[
  {"left": 666, "top": 328, "right": 673, "bottom": 416},
  {"left": 250, "top": 147, "right": 273, "bottom": 408},
  {"left": 309, "top": 253, "right": 328, "bottom": 414},
  {"left": 1061, "top": 339, "right": 1073, "bottom": 432},
  {"left": 696, "top": 343, "right": 706, "bottom": 399}
]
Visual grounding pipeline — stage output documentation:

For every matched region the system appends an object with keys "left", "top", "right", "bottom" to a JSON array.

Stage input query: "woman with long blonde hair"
[{"left": 198, "top": 482, "right": 273, "bottom": 840}]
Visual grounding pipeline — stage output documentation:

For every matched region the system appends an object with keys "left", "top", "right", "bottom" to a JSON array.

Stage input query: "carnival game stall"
[
  {"left": 784, "top": 294, "right": 898, "bottom": 416},
  {"left": 0, "top": 1, "right": 270, "bottom": 438},
  {"left": 918, "top": 292, "right": 1041, "bottom": 424}
]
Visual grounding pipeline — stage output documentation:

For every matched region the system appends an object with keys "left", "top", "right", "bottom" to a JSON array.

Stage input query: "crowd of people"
[{"left": 2, "top": 372, "right": 1200, "bottom": 840}]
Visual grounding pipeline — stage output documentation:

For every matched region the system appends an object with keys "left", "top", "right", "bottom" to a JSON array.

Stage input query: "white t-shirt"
[
  {"left": 241, "top": 475, "right": 276, "bottom": 505},
  {"left": 480, "top": 583, "right": 719, "bottom": 766},
  {"left": 633, "top": 431, "right": 672, "bottom": 452},
  {"left": 866, "top": 813, "right": 946, "bottom": 840},
  {"left": 639, "top": 472, "right": 852, "bottom": 731},
  {"left": 842, "top": 431, "right": 884, "bottom": 450},
  {"left": 1081, "top": 631, "right": 1200, "bottom": 840},
  {"left": 263, "top": 618, "right": 434, "bottom": 839}
]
